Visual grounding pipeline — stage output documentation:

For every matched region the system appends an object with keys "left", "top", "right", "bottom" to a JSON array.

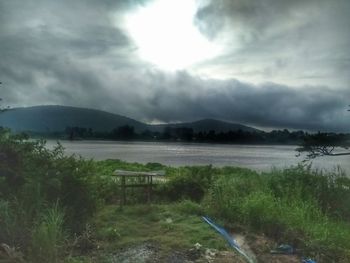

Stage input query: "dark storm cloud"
[
  {"left": 105, "top": 70, "right": 350, "bottom": 132},
  {"left": 0, "top": 0, "right": 349, "bottom": 132},
  {"left": 0, "top": 0, "right": 142, "bottom": 103},
  {"left": 27, "top": 65, "right": 347, "bottom": 132}
]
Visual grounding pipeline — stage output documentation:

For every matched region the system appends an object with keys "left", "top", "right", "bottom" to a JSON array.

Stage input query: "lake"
[{"left": 46, "top": 140, "right": 350, "bottom": 173}]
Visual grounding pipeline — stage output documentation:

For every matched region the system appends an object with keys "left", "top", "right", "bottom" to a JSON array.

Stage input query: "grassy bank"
[
  {"left": 1, "top": 130, "right": 350, "bottom": 262},
  {"left": 95, "top": 160, "right": 350, "bottom": 262}
]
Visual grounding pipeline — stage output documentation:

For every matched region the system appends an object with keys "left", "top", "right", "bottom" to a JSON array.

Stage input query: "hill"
[
  {"left": 0, "top": 105, "right": 258, "bottom": 134},
  {"left": 0, "top": 105, "right": 147, "bottom": 133}
]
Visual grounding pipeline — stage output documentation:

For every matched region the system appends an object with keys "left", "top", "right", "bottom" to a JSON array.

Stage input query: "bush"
[
  {"left": 0, "top": 199, "right": 28, "bottom": 247},
  {"left": 0, "top": 129, "right": 99, "bottom": 260},
  {"left": 160, "top": 165, "right": 215, "bottom": 201}
]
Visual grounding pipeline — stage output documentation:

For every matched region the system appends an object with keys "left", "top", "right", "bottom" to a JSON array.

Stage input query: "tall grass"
[
  {"left": 30, "top": 205, "right": 65, "bottom": 263},
  {"left": 205, "top": 165, "right": 350, "bottom": 262}
]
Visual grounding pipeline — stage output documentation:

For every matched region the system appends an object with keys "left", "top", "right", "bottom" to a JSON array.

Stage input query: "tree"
[
  {"left": 297, "top": 105, "right": 350, "bottom": 159},
  {"left": 112, "top": 125, "right": 135, "bottom": 140},
  {"left": 297, "top": 132, "right": 350, "bottom": 159}
]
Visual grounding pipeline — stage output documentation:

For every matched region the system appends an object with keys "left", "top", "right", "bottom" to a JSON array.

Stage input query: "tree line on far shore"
[{"left": 40, "top": 125, "right": 347, "bottom": 147}]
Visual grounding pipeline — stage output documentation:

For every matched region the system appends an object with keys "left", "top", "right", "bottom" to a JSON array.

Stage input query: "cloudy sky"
[{"left": 0, "top": 0, "right": 349, "bottom": 131}]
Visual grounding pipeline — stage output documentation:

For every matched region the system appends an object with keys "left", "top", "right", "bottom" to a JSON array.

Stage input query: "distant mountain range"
[{"left": 0, "top": 105, "right": 258, "bottom": 133}]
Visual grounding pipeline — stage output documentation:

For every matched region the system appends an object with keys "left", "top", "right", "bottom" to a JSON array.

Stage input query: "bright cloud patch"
[{"left": 123, "top": 0, "right": 220, "bottom": 70}]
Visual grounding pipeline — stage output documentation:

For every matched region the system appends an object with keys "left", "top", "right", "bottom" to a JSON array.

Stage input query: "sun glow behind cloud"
[{"left": 123, "top": 0, "right": 220, "bottom": 70}]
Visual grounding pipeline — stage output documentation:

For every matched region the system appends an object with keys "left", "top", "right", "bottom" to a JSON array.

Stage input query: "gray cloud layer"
[
  {"left": 194, "top": 0, "right": 350, "bottom": 87},
  {"left": 0, "top": 0, "right": 349, "bottom": 132}
]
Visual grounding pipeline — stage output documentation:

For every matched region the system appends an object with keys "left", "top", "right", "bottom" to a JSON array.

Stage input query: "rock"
[{"left": 194, "top": 243, "right": 202, "bottom": 250}]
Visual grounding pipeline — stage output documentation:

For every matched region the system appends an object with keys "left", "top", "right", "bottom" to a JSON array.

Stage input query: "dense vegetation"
[
  {"left": 51, "top": 125, "right": 312, "bottom": 145},
  {"left": 39, "top": 125, "right": 348, "bottom": 149},
  {"left": 0, "top": 128, "right": 100, "bottom": 262},
  {"left": 1, "top": 128, "right": 350, "bottom": 262}
]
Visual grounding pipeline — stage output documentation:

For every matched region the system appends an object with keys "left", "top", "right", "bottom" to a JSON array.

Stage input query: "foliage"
[
  {"left": 92, "top": 159, "right": 350, "bottom": 260},
  {"left": 158, "top": 165, "right": 215, "bottom": 201},
  {"left": 297, "top": 132, "right": 350, "bottom": 159},
  {"left": 91, "top": 160, "right": 216, "bottom": 204},
  {"left": 2, "top": 127, "right": 350, "bottom": 261},
  {"left": 93, "top": 160, "right": 169, "bottom": 203},
  {"left": 173, "top": 199, "right": 205, "bottom": 216},
  {"left": 58, "top": 125, "right": 308, "bottom": 145},
  {"left": 206, "top": 165, "right": 350, "bottom": 261},
  {"left": 0, "top": 128, "right": 98, "bottom": 261},
  {"left": 30, "top": 205, "right": 65, "bottom": 263},
  {"left": 268, "top": 165, "right": 350, "bottom": 219}
]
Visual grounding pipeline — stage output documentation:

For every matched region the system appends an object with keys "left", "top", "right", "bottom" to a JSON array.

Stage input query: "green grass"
[{"left": 93, "top": 203, "right": 228, "bottom": 255}]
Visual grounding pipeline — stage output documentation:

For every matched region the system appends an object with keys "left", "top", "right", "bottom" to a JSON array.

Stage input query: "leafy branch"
[{"left": 297, "top": 132, "right": 350, "bottom": 159}]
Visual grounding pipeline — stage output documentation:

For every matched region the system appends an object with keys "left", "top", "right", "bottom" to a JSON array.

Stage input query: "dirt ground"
[
  {"left": 104, "top": 233, "right": 302, "bottom": 263},
  {"left": 243, "top": 233, "right": 300, "bottom": 263}
]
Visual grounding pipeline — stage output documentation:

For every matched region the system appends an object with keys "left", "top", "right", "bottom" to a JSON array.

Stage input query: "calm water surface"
[{"left": 46, "top": 140, "right": 350, "bottom": 173}]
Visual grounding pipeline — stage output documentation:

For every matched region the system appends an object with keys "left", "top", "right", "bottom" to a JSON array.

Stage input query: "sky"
[{"left": 0, "top": 0, "right": 349, "bottom": 131}]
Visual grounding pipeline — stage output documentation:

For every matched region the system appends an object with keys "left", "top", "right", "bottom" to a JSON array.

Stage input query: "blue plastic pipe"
[{"left": 202, "top": 216, "right": 255, "bottom": 263}]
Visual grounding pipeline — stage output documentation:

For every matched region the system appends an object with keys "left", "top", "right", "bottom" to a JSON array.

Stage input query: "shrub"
[
  {"left": 0, "top": 129, "right": 99, "bottom": 259},
  {"left": 160, "top": 165, "right": 215, "bottom": 201}
]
